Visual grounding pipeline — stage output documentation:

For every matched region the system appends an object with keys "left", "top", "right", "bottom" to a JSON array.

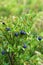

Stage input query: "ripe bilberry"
[
  {"left": 20, "top": 30, "right": 26, "bottom": 35},
  {"left": 1, "top": 51, "right": 5, "bottom": 55},
  {"left": 6, "top": 27, "right": 10, "bottom": 31},
  {"left": 2, "top": 22, "right": 5, "bottom": 25},
  {"left": 23, "top": 44, "right": 27, "bottom": 48},
  {"left": 38, "top": 37, "right": 42, "bottom": 41},
  {"left": 15, "top": 32, "right": 19, "bottom": 37}
]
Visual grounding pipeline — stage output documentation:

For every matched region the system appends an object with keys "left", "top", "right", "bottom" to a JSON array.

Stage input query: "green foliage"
[{"left": 0, "top": 0, "right": 43, "bottom": 65}]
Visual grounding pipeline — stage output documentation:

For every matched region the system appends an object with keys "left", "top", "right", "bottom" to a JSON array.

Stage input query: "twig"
[{"left": 7, "top": 52, "right": 14, "bottom": 65}]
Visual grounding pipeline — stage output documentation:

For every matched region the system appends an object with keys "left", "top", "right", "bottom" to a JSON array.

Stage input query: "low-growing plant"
[{"left": 0, "top": 0, "right": 43, "bottom": 65}]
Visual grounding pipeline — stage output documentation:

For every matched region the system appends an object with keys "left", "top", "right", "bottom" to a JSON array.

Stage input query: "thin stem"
[
  {"left": 0, "top": 28, "right": 11, "bottom": 44},
  {"left": 7, "top": 52, "right": 14, "bottom": 65}
]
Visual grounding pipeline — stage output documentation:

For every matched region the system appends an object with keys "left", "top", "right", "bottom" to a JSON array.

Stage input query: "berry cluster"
[
  {"left": 20, "top": 30, "right": 26, "bottom": 35},
  {"left": 2, "top": 22, "right": 42, "bottom": 56},
  {"left": 14, "top": 30, "right": 26, "bottom": 37},
  {"left": 1, "top": 23, "right": 27, "bottom": 55}
]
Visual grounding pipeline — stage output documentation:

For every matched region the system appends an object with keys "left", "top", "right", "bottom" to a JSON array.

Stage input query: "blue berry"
[
  {"left": 23, "top": 44, "right": 27, "bottom": 48},
  {"left": 15, "top": 32, "right": 19, "bottom": 37},
  {"left": 1, "top": 51, "right": 5, "bottom": 55},
  {"left": 20, "top": 30, "right": 26, "bottom": 35},
  {"left": 2, "top": 22, "right": 5, "bottom": 25},
  {"left": 38, "top": 37, "right": 42, "bottom": 41},
  {"left": 6, "top": 27, "right": 10, "bottom": 31}
]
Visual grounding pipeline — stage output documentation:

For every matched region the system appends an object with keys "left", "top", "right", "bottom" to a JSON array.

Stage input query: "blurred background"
[{"left": 0, "top": 0, "right": 43, "bottom": 17}]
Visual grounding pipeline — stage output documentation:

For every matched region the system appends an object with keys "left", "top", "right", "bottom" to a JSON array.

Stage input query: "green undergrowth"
[{"left": 0, "top": 0, "right": 43, "bottom": 65}]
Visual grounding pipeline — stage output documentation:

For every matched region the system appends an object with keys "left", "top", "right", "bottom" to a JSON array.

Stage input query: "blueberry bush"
[{"left": 0, "top": 0, "right": 43, "bottom": 65}]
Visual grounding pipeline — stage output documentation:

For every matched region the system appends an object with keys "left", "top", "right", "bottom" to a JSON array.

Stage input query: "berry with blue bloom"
[
  {"left": 6, "top": 27, "right": 10, "bottom": 31},
  {"left": 1, "top": 51, "right": 6, "bottom": 55},
  {"left": 15, "top": 32, "right": 19, "bottom": 37},
  {"left": 38, "top": 37, "right": 42, "bottom": 41},
  {"left": 20, "top": 30, "right": 26, "bottom": 35},
  {"left": 23, "top": 44, "right": 27, "bottom": 48}
]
